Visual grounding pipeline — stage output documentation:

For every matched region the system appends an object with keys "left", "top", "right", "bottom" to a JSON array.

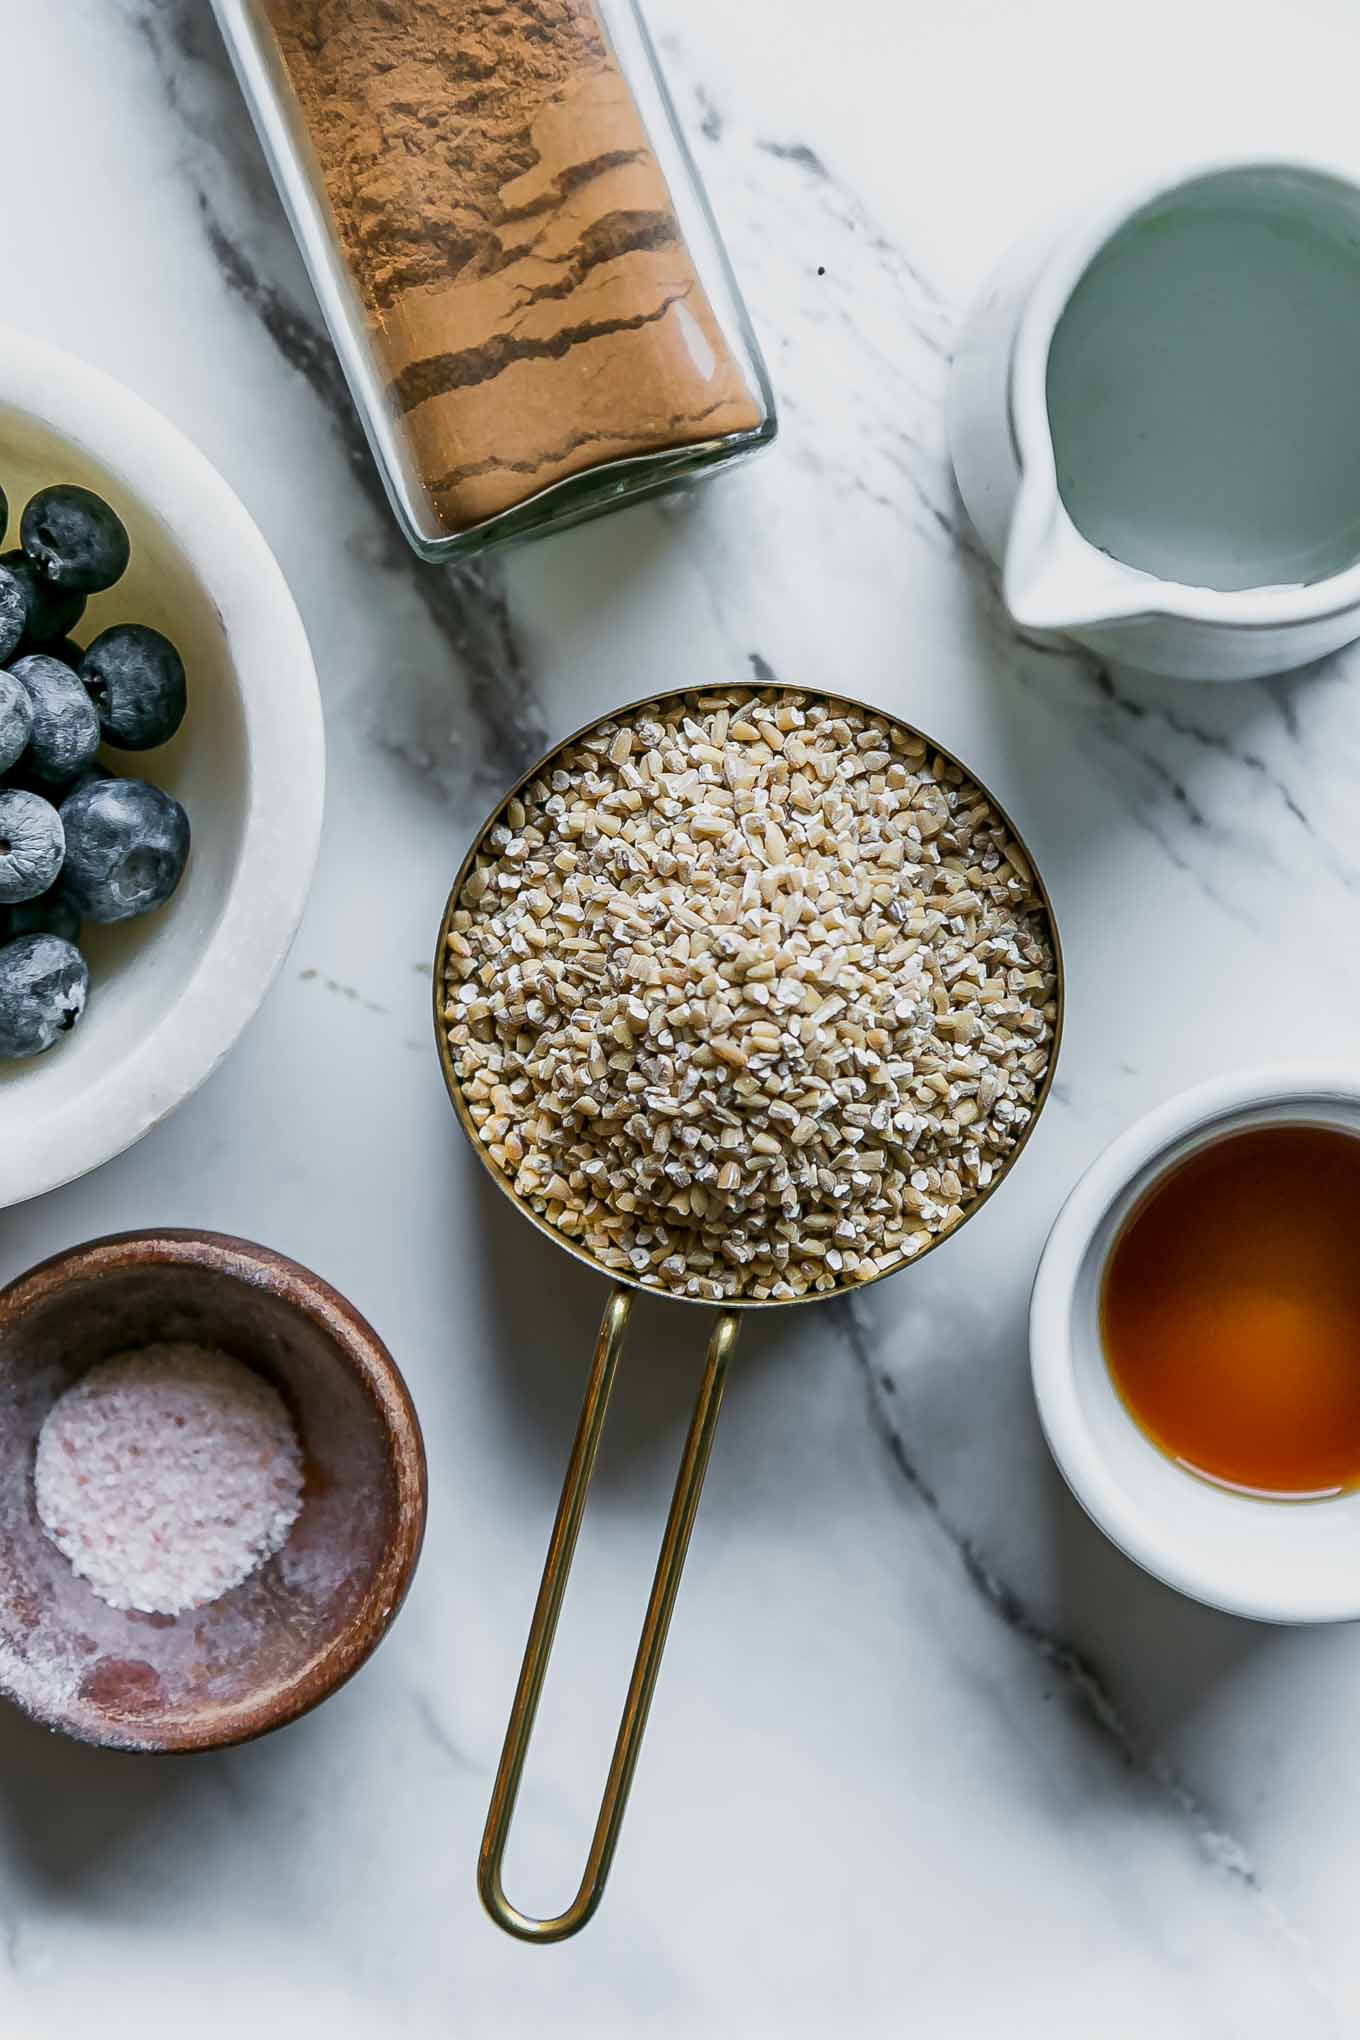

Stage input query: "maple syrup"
[{"left": 1101, "top": 1125, "right": 1360, "bottom": 1499}]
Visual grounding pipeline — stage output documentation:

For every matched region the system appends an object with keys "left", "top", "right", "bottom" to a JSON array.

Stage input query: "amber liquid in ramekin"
[{"left": 1101, "top": 1124, "right": 1360, "bottom": 1499}]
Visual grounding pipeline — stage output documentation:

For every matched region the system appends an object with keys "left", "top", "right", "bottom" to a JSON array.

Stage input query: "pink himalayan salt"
[{"left": 33, "top": 1344, "right": 304, "bottom": 1616}]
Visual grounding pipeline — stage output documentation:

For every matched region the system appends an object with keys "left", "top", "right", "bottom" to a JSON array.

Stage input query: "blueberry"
[
  {"left": 80, "top": 625, "right": 186, "bottom": 750},
  {"left": 21, "top": 486, "right": 129, "bottom": 595},
  {"left": 0, "top": 481, "right": 7, "bottom": 547},
  {"left": 0, "top": 670, "right": 33, "bottom": 773},
  {"left": 0, "top": 551, "right": 85, "bottom": 644},
  {"left": 3, "top": 884, "right": 80, "bottom": 944},
  {"left": 0, "top": 788, "right": 64, "bottom": 904},
  {"left": 59, "top": 775, "right": 189, "bottom": 922},
  {"left": 0, "top": 934, "right": 88, "bottom": 1058},
  {"left": 10, "top": 653, "right": 100, "bottom": 785},
  {"left": 0, "top": 566, "right": 26, "bottom": 664}
]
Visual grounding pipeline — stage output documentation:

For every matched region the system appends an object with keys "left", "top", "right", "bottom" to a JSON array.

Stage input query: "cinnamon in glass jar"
[{"left": 222, "top": 0, "right": 775, "bottom": 556}]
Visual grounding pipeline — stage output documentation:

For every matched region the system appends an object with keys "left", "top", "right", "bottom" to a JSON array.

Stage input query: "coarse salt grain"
[{"left": 33, "top": 1344, "right": 304, "bottom": 1617}]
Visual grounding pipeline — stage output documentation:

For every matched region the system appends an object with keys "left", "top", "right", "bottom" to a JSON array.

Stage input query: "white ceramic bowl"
[
  {"left": 0, "top": 326, "right": 323, "bottom": 1208},
  {"left": 1031, "top": 1066, "right": 1360, "bottom": 1624}
]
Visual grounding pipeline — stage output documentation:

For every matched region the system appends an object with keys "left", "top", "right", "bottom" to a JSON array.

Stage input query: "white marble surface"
[{"left": 5, "top": 0, "right": 1360, "bottom": 2032}]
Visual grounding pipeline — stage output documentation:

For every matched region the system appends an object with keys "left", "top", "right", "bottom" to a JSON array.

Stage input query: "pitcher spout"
[{"left": 1003, "top": 481, "right": 1154, "bottom": 635}]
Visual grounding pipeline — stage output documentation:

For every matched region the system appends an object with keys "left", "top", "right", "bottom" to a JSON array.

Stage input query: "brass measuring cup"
[{"left": 432, "top": 685, "right": 1064, "bottom": 1943}]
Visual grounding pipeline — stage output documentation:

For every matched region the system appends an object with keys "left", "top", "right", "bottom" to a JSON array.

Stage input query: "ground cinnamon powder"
[{"left": 263, "top": 0, "right": 763, "bottom": 533}]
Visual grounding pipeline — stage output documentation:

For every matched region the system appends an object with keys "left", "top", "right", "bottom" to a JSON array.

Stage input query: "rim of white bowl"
[
  {"left": 1030, "top": 1063, "right": 1360, "bottom": 1623},
  {"left": 0, "top": 324, "right": 324, "bottom": 1209}
]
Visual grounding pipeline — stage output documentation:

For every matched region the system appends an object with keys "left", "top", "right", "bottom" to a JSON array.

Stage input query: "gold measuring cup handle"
[{"left": 479, "top": 1285, "right": 741, "bottom": 1942}]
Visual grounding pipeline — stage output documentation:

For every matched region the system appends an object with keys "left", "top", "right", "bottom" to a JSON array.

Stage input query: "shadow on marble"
[
  {"left": 0, "top": 1660, "right": 372, "bottom": 1902},
  {"left": 850, "top": 1254, "right": 1312, "bottom": 1795},
  {"left": 953, "top": 519, "right": 1343, "bottom": 815},
  {"left": 1037, "top": 1456, "right": 1294, "bottom": 1737},
  {"left": 0, "top": 1702, "right": 195, "bottom": 1894},
  {"left": 432, "top": 1137, "right": 796, "bottom": 1512}
]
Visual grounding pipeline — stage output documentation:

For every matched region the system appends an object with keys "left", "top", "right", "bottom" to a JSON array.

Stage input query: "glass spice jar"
[{"left": 212, "top": 0, "right": 776, "bottom": 561}]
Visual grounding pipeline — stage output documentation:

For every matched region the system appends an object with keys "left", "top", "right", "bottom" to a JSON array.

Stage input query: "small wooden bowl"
[{"left": 0, "top": 1231, "right": 426, "bottom": 1752}]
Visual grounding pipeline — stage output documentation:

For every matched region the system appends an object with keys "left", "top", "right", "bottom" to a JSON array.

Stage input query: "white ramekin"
[
  {"left": 0, "top": 325, "right": 324, "bottom": 1208},
  {"left": 1031, "top": 1066, "right": 1360, "bottom": 1624}
]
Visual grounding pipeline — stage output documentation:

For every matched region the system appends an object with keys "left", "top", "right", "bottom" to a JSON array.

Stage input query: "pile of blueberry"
[{"left": 0, "top": 482, "right": 189, "bottom": 1060}]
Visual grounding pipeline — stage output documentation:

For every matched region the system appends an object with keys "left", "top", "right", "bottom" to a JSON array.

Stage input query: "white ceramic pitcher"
[{"left": 949, "top": 158, "right": 1360, "bottom": 683}]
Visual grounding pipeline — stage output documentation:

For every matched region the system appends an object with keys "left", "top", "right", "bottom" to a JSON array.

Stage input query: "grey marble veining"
[{"left": 2, "top": 1, "right": 1360, "bottom": 2033}]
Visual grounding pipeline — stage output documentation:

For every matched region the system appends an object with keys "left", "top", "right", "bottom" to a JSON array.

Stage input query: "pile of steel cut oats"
[{"left": 443, "top": 689, "right": 1057, "bottom": 1301}]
